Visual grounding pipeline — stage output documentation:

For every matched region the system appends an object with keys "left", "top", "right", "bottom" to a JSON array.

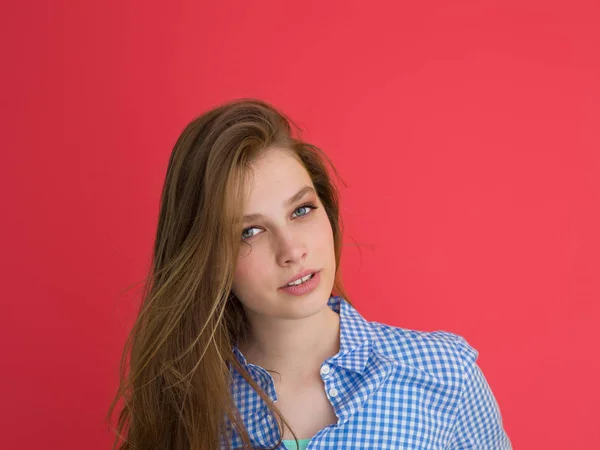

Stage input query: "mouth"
[
  {"left": 284, "top": 272, "right": 315, "bottom": 287},
  {"left": 278, "top": 270, "right": 321, "bottom": 295},
  {"left": 281, "top": 269, "right": 319, "bottom": 288}
]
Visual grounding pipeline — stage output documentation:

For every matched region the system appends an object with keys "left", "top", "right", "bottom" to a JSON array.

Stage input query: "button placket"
[{"left": 321, "top": 363, "right": 339, "bottom": 405}]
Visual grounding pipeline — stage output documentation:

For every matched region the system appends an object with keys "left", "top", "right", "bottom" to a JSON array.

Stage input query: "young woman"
[{"left": 107, "top": 99, "right": 511, "bottom": 450}]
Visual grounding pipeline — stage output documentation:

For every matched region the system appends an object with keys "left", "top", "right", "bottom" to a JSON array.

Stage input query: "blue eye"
[
  {"left": 241, "top": 227, "right": 261, "bottom": 240},
  {"left": 292, "top": 203, "right": 318, "bottom": 218},
  {"left": 241, "top": 203, "right": 319, "bottom": 241}
]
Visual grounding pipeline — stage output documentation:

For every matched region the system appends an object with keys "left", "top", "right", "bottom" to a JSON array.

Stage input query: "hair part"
[{"left": 106, "top": 98, "right": 353, "bottom": 450}]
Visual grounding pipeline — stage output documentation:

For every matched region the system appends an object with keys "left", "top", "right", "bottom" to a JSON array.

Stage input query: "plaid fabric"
[{"left": 223, "top": 296, "right": 511, "bottom": 449}]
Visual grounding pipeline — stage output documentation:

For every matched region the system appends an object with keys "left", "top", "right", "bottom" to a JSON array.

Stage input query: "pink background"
[{"left": 2, "top": 1, "right": 599, "bottom": 448}]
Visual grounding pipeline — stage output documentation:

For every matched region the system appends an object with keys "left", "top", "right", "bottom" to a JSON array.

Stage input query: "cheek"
[
  {"left": 233, "top": 256, "right": 252, "bottom": 287},
  {"left": 314, "top": 213, "right": 335, "bottom": 249},
  {"left": 233, "top": 246, "right": 266, "bottom": 291}
]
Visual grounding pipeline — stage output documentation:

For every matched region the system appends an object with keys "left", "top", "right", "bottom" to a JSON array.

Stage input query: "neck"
[{"left": 237, "top": 302, "right": 341, "bottom": 383}]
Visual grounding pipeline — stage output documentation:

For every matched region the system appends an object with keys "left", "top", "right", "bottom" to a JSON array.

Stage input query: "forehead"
[{"left": 244, "top": 148, "right": 313, "bottom": 203}]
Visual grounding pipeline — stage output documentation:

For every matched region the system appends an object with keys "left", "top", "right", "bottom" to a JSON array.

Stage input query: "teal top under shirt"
[{"left": 282, "top": 438, "right": 311, "bottom": 450}]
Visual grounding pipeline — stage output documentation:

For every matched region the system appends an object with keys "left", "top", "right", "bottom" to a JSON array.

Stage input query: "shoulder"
[{"left": 368, "top": 320, "right": 479, "bottom": 383}]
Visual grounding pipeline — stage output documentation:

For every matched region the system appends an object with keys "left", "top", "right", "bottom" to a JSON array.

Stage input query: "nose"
[{"left": 275, "top": 230, "right": 308, "bottom": 266}]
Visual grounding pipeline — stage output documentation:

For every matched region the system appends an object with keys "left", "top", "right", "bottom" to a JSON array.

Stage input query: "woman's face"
[{"left": 231, "top": 147, "right": 336, "bottom": 320}]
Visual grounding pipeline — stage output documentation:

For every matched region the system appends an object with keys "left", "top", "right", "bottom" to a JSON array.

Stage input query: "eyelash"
[{"left": 241, "top": 202, "right": 319, "bottom": 240}]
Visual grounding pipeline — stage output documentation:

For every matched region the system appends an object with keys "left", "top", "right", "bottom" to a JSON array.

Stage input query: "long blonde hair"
[{"left": 106, "top": 98, "right": 353, "bottom": 450}]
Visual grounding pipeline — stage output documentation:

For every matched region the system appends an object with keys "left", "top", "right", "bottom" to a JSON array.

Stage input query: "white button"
[
  {"left": 328, "top": 387, "right": 338, "bottom": 397},
  {"left": 320, "top": 364, "right": 331, "bottom": 375}
]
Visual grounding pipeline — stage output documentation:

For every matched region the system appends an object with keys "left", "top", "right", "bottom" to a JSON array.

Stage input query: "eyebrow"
[{"left": 242, "top": 185, "right": 316, "bottom": 222}]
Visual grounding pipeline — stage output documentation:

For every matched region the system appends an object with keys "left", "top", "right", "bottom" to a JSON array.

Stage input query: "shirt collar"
[
  {"left": 231, "top": 295, "right": 374, "bottom": 375},
  {"left": 228, "top": 296, "right": 396, "bottom": 446}
]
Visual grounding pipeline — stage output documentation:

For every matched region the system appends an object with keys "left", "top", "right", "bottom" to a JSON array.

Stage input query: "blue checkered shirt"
[{"left": 224, "top": 296, "right": 511, "bottom": 449}]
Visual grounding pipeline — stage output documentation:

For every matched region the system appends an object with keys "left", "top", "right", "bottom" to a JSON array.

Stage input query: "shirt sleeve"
[{"left": 447, "top": 339, "right": 512, "bottom": 449}]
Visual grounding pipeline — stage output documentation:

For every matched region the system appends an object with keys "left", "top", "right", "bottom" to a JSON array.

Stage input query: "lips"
[{"left": 281, "top": 269, "right": 319, "bottom": 287}]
